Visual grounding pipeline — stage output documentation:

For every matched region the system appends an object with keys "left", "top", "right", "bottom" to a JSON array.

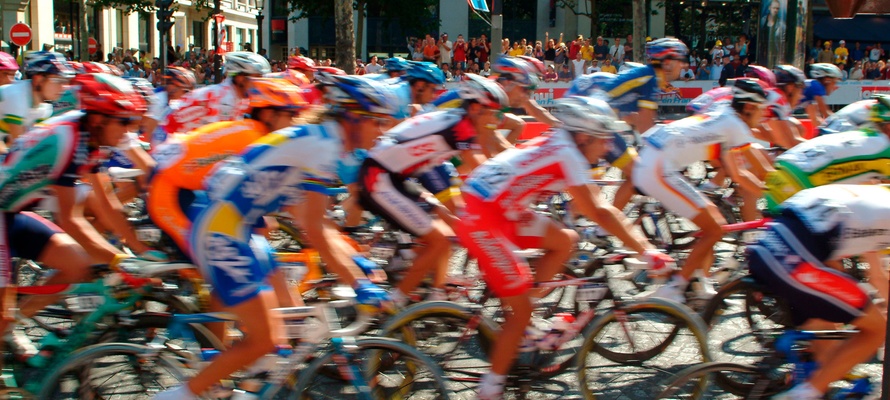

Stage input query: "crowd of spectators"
[{"left": 810, "top": 39, "right": 890, "bottom": 81}]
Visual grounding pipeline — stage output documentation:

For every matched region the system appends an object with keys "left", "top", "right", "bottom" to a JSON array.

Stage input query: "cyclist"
[
  {"left": 0, "top": 73, "right": 147, "bottom": 346},
  {"left": 0, "top": 51, "right": 75, "bottom": 147},
  {"left": 144, "top": 67, "right": 196, "bottom": 147},
  {"left": 0, "top": 52, "right": 18, "bottom": 86},
  {"left": 490, "top": 56, "right": 560, "bottom": 146},
  {"left": 764, "top": 94, "right": 890, "bottom": 213},
  {"left": 406, "top": 60, "right": 446, "bottom": 114},
  {"left": 287, "top": 55, "right": 317, "bottom": 82},
  {"left": 817, "top": 98, "right": 877, "bottom": 136},
  {"left": 567, "top": 37, "right": 689, "bottom": 211},
  {"left": 384, "top": 56, "right": 409, "bottom": 78},
  {"left": 750, "top": 184, "right": 888, "bottom": 400},
  {"left": 155, "top": 76, "right": 397, "bottom": 400},
  {"left": 360, "top": 74, "right": 507, "bottom": 306},
  {"left": 635, "top": 79, "right": 771, "bottom": 303},
  {"left": 165, "top": 51, "right": 270, "bottom": 134},
  {"left": 458, "top": 96, "right": 674, "bottom": 400},
  {"left": 799, "top": 63, "right": 842, "bottom": 127}
]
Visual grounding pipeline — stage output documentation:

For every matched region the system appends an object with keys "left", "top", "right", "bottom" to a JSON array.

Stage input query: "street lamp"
[{"left": 256, "top": 0, "right": 265, "bottom": 55}]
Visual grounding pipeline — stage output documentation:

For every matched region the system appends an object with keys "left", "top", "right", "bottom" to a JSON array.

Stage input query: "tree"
[{"left": 334, "top": 0, "right": 355, "bottom": 72}]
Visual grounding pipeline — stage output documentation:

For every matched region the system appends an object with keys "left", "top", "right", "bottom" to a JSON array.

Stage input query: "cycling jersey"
[
  {"left": 0, "top": 80, "right": 53, "bottom": 135},
  {"left": 818, "top": 99, "right": 875, "bottom": 136},
  {"left": 564, "top": 72, "right": 617, "bottom": 98},
  {"left": 359, "top": 109, "right": 476, "bottom": 236},
  {"left": 51, "top": 85, "right": 79, "bottom": 117},
  {"left": 749, "top": 184, "right": 890, "bottom": 325},
  {"left": 764, "top": 129, "right": 890, "bottom": 212},
  {"left": 458, "top": 128, "right": 588, "bottom": 297},
  {"left": 165, "top": 79, "right": 249, "bottom": 134},
  {"left": 190, "top": 121, "right": 342, "bottom": 306},
  {"left": 634, "top": 107, "right": 755, "bottom": 219},
  {"left": 687, "top": 87, "right": 791, "bottom": 122},
  {"left": 797, "top": 79, "right": 825, "bottom": 109},
  {"left": 572, "top": 65, "right": 664, "bottom": 114},
  {"left": 146, "top": 88, "right": 185, "bottom": 147},
  {"left": 149, "top": 119, "right": 267, "bottom": 253}
]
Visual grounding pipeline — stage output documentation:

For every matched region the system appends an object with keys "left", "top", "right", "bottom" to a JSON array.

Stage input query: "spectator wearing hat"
[
  {"left": 710, "top": 41, "right": 724, "bottom": 62},
  {"left": 834, "top": 40, "right": 849, "bottom": 65},
  {"left": 817, "top": 41, "right": 834, "bottom": 63}
]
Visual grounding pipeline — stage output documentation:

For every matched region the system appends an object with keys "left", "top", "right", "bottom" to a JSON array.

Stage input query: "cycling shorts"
[
  {"left": 358, "top": 159, "right": 434, "bottom": 237},
  {"left": 418, "top": 163, "right": 461, "bottom": 204},
  {"left": 604, "top": 131, "right": 637, "bottom": 170},
  {"left": 633, "top": 147, "right": 710, "bottom": 220},
  {"left": 190, "top": 201, "right": 277, "bottom": 307},
  {"left": 748, "top": 217, "right": 869, "bottom": 326},
  {"left": 1, "top": 212, "right": 63, "bottom": 286},
  {"left": 456, "top": 193, "right": 550, "bottom": 298}
]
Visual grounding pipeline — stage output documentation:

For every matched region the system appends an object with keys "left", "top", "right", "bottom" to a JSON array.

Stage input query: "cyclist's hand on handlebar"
[{"left": 353, "top": 279, "right": 393, "bottom": 312}]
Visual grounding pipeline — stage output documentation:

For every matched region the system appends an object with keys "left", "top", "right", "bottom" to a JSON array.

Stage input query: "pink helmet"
[
  {"left": 0, "top": 52, "right": 19, "bottom": 71},
  {"left": 743, "top": 65, "right": 777, "bottom": 88}
]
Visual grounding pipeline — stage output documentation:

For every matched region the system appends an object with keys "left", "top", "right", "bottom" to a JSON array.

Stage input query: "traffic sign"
[
  {"left": 9, "top": 23, "right": 32, "bottom": 47},
  {"left": 88, "top": 38, "right": 98, "bottom": 55}
]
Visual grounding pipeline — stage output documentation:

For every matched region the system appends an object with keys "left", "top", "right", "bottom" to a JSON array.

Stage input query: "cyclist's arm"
[
  {"left": 566, "top": 183, "right": 653, "bottom": 255},
  {"left": 124, "top": 146, "right": 157, "bottom": 175},
  {"left": 805, "top": 103, "right": 824, "bottom": 127},
  {"left": 52, "top": 181, "right": 121, "bottom": 263},
  {"left": 522, "top": 98, "right": 559, "bottom": 127},
  {"left": 722, "top": 145, "right": 766, "bottom": 194},
  {"left": 815, "top": 95, "right": 833, "bottom": 120},
  {"left": 632, "top": 107, "right": 657, "bottom": 134},
  {"left": 498, "top": 113, "right": 526, "bottom": 146},
  {"left": 764, "top": 119, "right": 805, "bottom": 148}
]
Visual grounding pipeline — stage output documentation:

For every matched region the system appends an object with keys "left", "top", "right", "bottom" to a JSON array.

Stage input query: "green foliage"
[
  {"left": 63, "top": 0, "right": 215, "bottom": 18},
  {"left": 287, "top": 0, "right": 437, "bottom": 37}
]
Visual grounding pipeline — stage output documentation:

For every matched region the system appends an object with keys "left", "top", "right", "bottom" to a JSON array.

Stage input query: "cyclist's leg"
[
  {"left": 808, "top": 305, "right": 884, "bottom": 391},
  {"left": 513, "top": 212, "right": 577, "bottom": 298}
]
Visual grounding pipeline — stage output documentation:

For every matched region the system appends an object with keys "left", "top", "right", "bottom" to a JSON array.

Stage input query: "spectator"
[
  {"left": 524, "top": 45, "right": 534, "bottom": 57},
  {"left": 534, "top": 41, "right": 545, "bottom": 62},
  {"left": 696, "top": 59, "right": 711, "bottom": 80},
  {"left": 544, "top": 35, "right": 558, "bottom": 68},
  {"left": 688, "top": 50, "right": 699, "bottom": 72},
  {"left": 581, "top": 38, "right": 594, "bottom": 64},
  {"left": 439, "top": 33, "right": 453, "bottom": 66},
  {"left": 509, "top": 42, "right": 524, "bottom": 57},
  {"left": 710, "top": 56, "right": 724, "bottom": 80},
  {"left": 623, "top": 40, "right": 633, "bottom": 62},
  {"left": 569, "top": 35, "right": 583, "bottom": 60},
  {"left": 441, "top": 63, "right": 453, "bottom": 81},
  {"left": 453, "top": 66, "right": 466, "bottom": 81},
  {"left": 837, "top": 63, "right": 848, "bottom": 80},
  {"left": 586, "top": 59, "right": 600, "bottom": 74},
  {"left": 593, "top": 36, "right": 609, "bottom": 62},
  {"left": 710, "top": 41, "right": 724, "bottom": 61},
  {"left": 467, "top": 37, "right": 478, "bottom": 64},
  {"left": 601, "top": 58, "right": 617, "bottom": 74},
  {"left": 543, "top": 65, "right": 558, "bottom": 82},
  {"left": 851, "top": 41, "right": 864, "bottom": 63},
  {"left": 870, "top": 43, "right": 885, "bottom": 62},
  {"left": 554, "top": 42, "right": 568, "bottom": 67},
  {"left": 477, "top": 34, "right": 490, "bottom": 64},
  {"left": 423, "top": 37, "right": 438, "bottom": 62},
  {"left": 849, "top": 60, "right": 863, "bottom": 80},
  {"left": 453, "top": 34, "right": 468, "bottom": 70},
  {"left": 480, "top": 61, "right": 492, "bottom": 77},
  {"left": 804, "top": 56, "right": 815, "bottom": 77},
  {"left": 679, "top": 65, "right": 694, "bottom": 81},
  {"left": 558, "top": 63, "right": 572, "bottom": 82},
  {"left": 609, "top": 37, "right": 624, "bottom": 65},
  {"left": 880, "top": 60, "right": 889, "bottom": 80},
  {"left": 410, "top": 38, "right": 424, "bottom": 61},
  {"left": 501, "top": 38, "right": 510, "bottom": 55},
  {"left": 719, "top": 56, "right": 743, "bottom": 86},
  {"left": 865, "top": 61, "right": 880, "bottom": 79},
  {"left": 365, "top": 55, "right": 381, "bottom": 74},
  {"left": 736, "top": 34, "right": 749, "bottom": 60},
  {"left": 571, "top": 51, "right": 586, "bottom": 78},
  {"left": 834, "top": 40, "right": 849, "bottom": 65},
  {"left": 723, "top": 36, "right": 735, "bottom": 57}
]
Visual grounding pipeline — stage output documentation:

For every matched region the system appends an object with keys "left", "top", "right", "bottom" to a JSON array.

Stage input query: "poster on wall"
[{"left": 758, "top": 0, "right": 787, "bottom": 67}]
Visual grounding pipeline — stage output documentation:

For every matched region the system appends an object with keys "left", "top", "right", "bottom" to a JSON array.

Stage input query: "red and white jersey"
[
  {"left": 688, "top": 86, "right": 790, "bottom": 121},
  {"left": 368, "top": 109, "right": 476, "bottom": 176},
  {"left": 641, "top": 106, "right": 755, "bottom": 170},
  {"left": 164, "top": 79, "right": 249, "bottom": 134},
  {"left": 462, "top": 129, "right": 588, "bottom": 220}
]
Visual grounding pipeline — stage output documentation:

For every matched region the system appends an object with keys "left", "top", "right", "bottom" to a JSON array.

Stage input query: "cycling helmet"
[
  {"left": 731, "top": 78, "right": 768, "bottom": 104},
  {"left": 517, "top": 55, "right": 546, "bottom": 75},
  {"left": 224, "top": 51, "right": 272, "bottom": 76},
  {"left": 743, "top": 65, "right": 777, "bottom": 88},
  {"left": 315, "top": 66, "right": 348, "bottom": 85},
  {"left": 773, "top": 65, "right": 806, "bottom": 86},
  {"left": 24, "top": 51, "right": 75, "bottom": 78},
  {"left": 107, "top": 64, "right": 124, "bottom": 77},
  {"left": 870, "top": 95, "right": 890, "bottom": 125},
  {"left": 551, "top": 96, "right": 630, "bottom": 138},
  {"left": 456, "top": 74, "right": 509, "bottom": 109},
  {"left": 69, "top": 62, "right": 85, "bottom": 74},
  {"left": 287, "top": 55, "right": 317, "bottom": 72},
  {"left": 82, "top": 62, "right": 112, "bottom": 74},
  {"left": 326, "top": 75, "right": 407, "bottom": 117},
  {"left": 165, "top": 66, "right": 197, "bottom": 89},
  {"left": 248, "top": 77, "right": 307, "bottom": 111},
  {"left": 75, "top": 73, "right": 147, "bottom": 115},
  {"left": 265, "top": 69, "right": 312, "bottom": 86},
  {"left": 384, "top": 57, "right": 409, "bottom": 72},
  {"left": 493, "top": 56, "right": 539, "bottom": 88},
  {"left": 0, "top": 52, "right": 18, "bottom": 71},
  {"left": 646, "top": 38, "right": 689, "bottom": 62},
  {"left": 406, "top": 61, "right": 446, "bottom": 85},
  {"left": 127, "top": 77, "right": 157, "bottom": 107},
  {"left": 809, "top": 63, "right": 843, "bottom": 79}
]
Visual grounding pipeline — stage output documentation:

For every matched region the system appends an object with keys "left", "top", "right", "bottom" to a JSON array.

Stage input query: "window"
[{"left": 193, "top": 21, "right": 205, "bottom": 50}]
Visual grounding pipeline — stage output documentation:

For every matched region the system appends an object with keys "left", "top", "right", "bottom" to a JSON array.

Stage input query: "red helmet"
[
  {"left": 0, "top": 52, "right": 18, "bottom": 71},
  {"left": 69, "top": 62, "right": 85, "bottom": 74},
  {"left": 74, "top": 73, "right": 147, "bottom": 115},
  {"left": 81, "top": 62, "right": 112, "bottom": 74},
  {"left": 288, "top": 55, "right": 316, "bottom": 72}
]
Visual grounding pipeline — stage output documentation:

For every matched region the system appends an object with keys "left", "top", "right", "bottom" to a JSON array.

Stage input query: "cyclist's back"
[
  {"left": 164, "top": 79, "right": 245, "bottom": 134},
  {"left": 818, "top": 99, "right": 875, "bottom": 136}
]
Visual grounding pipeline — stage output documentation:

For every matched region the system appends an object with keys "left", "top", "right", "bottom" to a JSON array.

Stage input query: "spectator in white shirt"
[
  {"left": 609, "top": 37, "right": 624, "bottom": 66},
  {"left": 849, "top": 60, "right": 864, "bottom": 80},
  {"left": 586, "top": 59, "right": 601, "bottom": 74},
  {"left": 571, "top": 51, "right": 586, "bottom": 79},
  {"left": 709, "top": 56, "right": 724, "bottom": 80},
  {"left": 679, "top": 67, "right": 694, "bottom": 81},
  {"left": 365, "top": 55, "right": 382, "bottom": 74}
]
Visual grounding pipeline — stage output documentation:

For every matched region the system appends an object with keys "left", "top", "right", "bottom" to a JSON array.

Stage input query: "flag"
[
  {"left": 218, "top": 22, "right": 227, "bottom": 55},
  {"left": 468, "top": 0, "right": 489, "bottom": 12}
]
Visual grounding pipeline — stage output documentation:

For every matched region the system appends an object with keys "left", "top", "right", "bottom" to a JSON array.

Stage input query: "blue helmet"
[
  {"left": 326, "top": 75, "right": 410, "bottom": 118},
  {"left": 405, "top": 61, "right": 446, "bottom": 85},
  {"left": 385, "top": 57, "right": 409, "bottom": 72},
  {"left": 24, "top": 51, "right": 75, "bottom": 78}
]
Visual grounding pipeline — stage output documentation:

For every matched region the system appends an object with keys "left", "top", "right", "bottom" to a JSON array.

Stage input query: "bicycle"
[
  {"left": 38, "top": 299, "right": 452, "bottom": 399},
  {"left": 379, "top": 252, "right": 712, "bottom": 399}
]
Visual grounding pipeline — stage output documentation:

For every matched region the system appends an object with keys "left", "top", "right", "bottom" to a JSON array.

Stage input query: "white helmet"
[
  {"left": 551, "top": 96, "right": 630, "bottom": 138},
  {"left": 456, "top": 74, "right": 509, "bottom": 109},
  {"left": 809, "top": 63, "right": 842, "bottom": 79},
  {"left": 224, "top": 51, "right": 272, "bottom": 76}
]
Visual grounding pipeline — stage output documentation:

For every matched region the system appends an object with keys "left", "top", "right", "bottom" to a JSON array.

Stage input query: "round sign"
[
  {"left": 88, "top": 37, "right": 98, "bottom": 55},
  {"left": 9, "top": 23, "right": 32, "bottom": 47}
]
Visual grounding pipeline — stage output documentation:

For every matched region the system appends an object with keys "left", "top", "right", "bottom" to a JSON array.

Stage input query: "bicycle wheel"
[
  {"left": 291, "top": 336, "right": 451, "bottom": 399},
  {"left": 38, "top": 342, "right": 194, "bottom": 399},
  {"left": 576, "top": 298, "right": 712, "bottom": 400},
  {"left": 657, "top": 361, "right": 783, "bottom": 399}
]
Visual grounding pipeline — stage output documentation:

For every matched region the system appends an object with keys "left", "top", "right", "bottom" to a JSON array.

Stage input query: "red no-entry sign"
[
  {"left": 88, "top": 37, "right": 98, "bottom": 55},
  {"left": 8, "top": 23, "right": 32, "bottom": 47}
]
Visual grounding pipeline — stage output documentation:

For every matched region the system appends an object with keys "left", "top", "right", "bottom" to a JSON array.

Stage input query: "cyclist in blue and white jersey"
[{"left": 798, "top": 63, "right": 842, "bottom": 127}]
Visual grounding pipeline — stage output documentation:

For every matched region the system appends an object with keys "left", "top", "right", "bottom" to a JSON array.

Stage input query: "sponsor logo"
[
  {"left": 844, "top": 227, "right": 889, "bottom": 239},
  {"left": 517, "top": 144, "right": 564, "bottom": 168},
  {"left": 241, "top": 169, "right": 286, "bottom": 199},
  {"left": 408, "top": 142, "right": 438, "bottom": 157},
  {"left": 204, "top": 233, "right": 254, "bottom": 283},
  {"left": 0, "top": 164, "right": 52, "bottom": 206},
  {"left": 185, "top": 152, "right": 235, "bottom": 169},
  {"left": 469, "top": 230, "right": 525, "bottom": 290},
  {"left": 810, "top": 159, "right": 890, "bottom": 186},
  {"left": 377, "top": 189, "right": 429, "bottom": 231}
]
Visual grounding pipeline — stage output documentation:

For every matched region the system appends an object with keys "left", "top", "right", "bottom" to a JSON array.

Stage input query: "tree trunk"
[
  {"left": 355, "top": 0, "right": 365, "bottom": 62},
  {"left": 334, "top": 0, "right": 355, "bottom": 73},
  {"left": 632, "top": 0, "right": 645, "bottom": 62},
  {"left": 79, "top": 0, "right": 90, "bottom": 61},
  {"left": 589, "top": 0, "right": 598, "bottom": 40}
]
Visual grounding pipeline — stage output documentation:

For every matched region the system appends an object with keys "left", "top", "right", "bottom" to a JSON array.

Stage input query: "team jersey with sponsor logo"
[
  {"left": 797, "top": 79, "right": 826, "bottom": 109},
  {"left": 0, "top": 80, "right": 53, "bottom": 135},
  {"left": 566, "top": 65, "right": 663, "bottom": 113},
  {"left": 687, "top": 86, "right": 791, "bottom": 121},
  {"left": 164, "top": 79, "right": 249, "bottom": 134},
  {"left": 368, "top": 109, "right": 476, "bottom": 176},
  {"left": 818, "top": 99, "right": 875, "bottom": 136},
  {"left": 640, "top": 105, "right": 756, "bottom": 170},
  {"left": 152, "top": 119, "right": 267, "bottom": 190},
  {"left": 780, "top": 184, "right": 890, "bottom": 259},
  {"left": 462, "top": 128, "right": 588, "bottom": 219},
  {"left": 765, "top": 129, "right": 890, "bottom": 211}
]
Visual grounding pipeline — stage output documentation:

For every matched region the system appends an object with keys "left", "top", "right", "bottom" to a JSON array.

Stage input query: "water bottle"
[{"left": 537, "top": 313, "right": 576, "bottom": 351}]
